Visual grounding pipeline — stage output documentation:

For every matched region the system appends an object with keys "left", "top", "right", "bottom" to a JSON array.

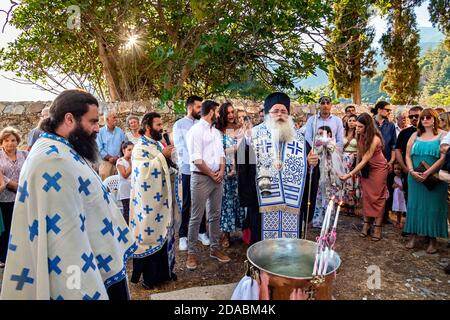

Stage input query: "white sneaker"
[
  {"left": 179, "top": 237, "right": 188, "bottom": 251},
  {"left": 198, "top": 233, "right": 210, "bottom": 246}
]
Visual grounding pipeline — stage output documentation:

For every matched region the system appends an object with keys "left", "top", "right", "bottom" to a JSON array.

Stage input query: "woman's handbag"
[{"left": 413, "top": 161, "right": 441, "bottom": 190}]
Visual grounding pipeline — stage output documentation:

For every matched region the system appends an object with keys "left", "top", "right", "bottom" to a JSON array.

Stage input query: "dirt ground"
[{"left": 128, "top": 213, "right": 450, "bottom": 300}]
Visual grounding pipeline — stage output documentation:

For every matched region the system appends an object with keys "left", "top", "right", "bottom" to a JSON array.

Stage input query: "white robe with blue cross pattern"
[
  {"left": 130, "top": 136, "right": 175, "bottom": 274},
  {"left": 0, "top": 133, "right": 137, "bottom": 300}
]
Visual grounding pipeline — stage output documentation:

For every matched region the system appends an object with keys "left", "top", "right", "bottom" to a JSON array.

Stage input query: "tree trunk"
[
  {"left": 352, "top": 75, "right": 361, "bottom": 105},
  {"left": 97, "top": 39, "right": 122, "bottom": 101}
]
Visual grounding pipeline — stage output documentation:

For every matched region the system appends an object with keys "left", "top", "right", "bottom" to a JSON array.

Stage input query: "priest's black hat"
[{"left": 263, "top": 92, "right": 290, "bottom": 114}]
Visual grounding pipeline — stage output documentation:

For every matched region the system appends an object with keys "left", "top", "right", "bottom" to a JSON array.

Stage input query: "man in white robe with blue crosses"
[
  {"left": 129, "top": 112, "right": 177, "bottom": 289},
  {"left": 241, "top": 92, "right": 319, "bottom": 240},
  {"left": 0, "top": 89, "right": 137, "bottom": 300}
]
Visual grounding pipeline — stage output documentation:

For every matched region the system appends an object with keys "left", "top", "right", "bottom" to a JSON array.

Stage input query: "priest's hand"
[
  {"left": 307, "top": 150, "right": 318, "bottom": 167},
  {"left": 340, "top": 174, "right": 351, "bottom": 181},
  {"left": 162, "top": 145, "right": 175, "bottom": 158}
]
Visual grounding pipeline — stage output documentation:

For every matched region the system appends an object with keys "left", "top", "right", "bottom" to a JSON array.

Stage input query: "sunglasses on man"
[{"left": 408, "top": 114, "right": 419, "bottom": 120}]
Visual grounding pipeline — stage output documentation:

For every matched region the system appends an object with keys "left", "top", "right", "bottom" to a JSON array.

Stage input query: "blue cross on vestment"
[
  {"left": 8, "top": 234, "right": 17, "bottom": 252},
  {"left": 157, "top": 235, "right": 165, "bottom": 245},
  {"left": 79, "top": 214, "right": 86, "bottom": 232},
  {"left": 10, "top": 268, "right": 34, "bottom": 291},
  {"left": 42, "top": 172, "right": 62, "bottom": 192},
  {"left": 48, "top": 256, "right": 62, "bottom": 275},
  {"left": 137, "top": 212, "right": 144, "bottom": 222},
  {"left": 142, "top": 150, "right": 150, "bottom": 158},
  {"left": 117, "top": 227, "right": 129, "bottom": 243},
  {"left": 29, "top": 220, "right": 38, "bottom": 242},
  {"left": 162, "top": 179, "right": 166, "bottom": 187},
  {"left": 96, "top": 254, "right": 113, "bottom": 272},
  {"left": 137, "top": 234, "right": 143, "bottom": 243},
  {"left": 144, "top": 162, "right": 150, "bottom": 168},
  {"left": 78, "top": 177, "right": 91, "bottom": 196},
  {"left": 46, "top": 214, "right": 61, "bottom": 235},
  {"left": 130, "top": 219, "right": 137, "bottom": 228},
  {"left": 101, "top": 185, "right": 110, "bottom": 204},
  {"left": 101, "top": 218, "right": 114, "bottom": 236},
  {"left": 143, "top": 205, "right": 153, "bottom": 215},
  {"left": 70, "top": 150, "right": 84, "bottom": 164},
  {"left": 141, "top": 182, "right": 151, "bottom": 192},
  {"left": 155, "top": 213, "right": 163, "bottom": 223},
  {"left": 287, "top": 141, "right": 302, "bottom": 155},
  {"left": 81, "top": 253, "right": 96, "bottom": 272},
  {"left": 18, "top": 181, "right": 29, "bottom": 203},
  {"left": 144, "top": 227, "right": 155, "bottom": 236},
  {"left": 132, "top": 197, "right": 138, "bottom": 206},
  {"left": 46, "top": 145, "right": 59, "bottom": 155},
  {"left": 141, "top": 138, "right": 150, "bottom": 146},
  {"left": 256, "top": 139, "right": 272, "bottom": 153},
  {"left": 153, "top": 192, "right": 162, "bottom": 202},
  {"left": 151, "top": 168, "right": 162, "bottom": 179},
  {"left": 134, "top": 167, "right": 140, "bottom": 178},
  {"left": 83, "top": 292, "right": 101, "bottom": 300},
  {"left": 55, "top": 295, "right": 64, "bottom": 300}
]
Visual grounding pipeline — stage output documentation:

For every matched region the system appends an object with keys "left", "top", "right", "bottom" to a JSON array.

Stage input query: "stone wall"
[{"left": 0, "top": 100, "right": 445, "bottom": 149}]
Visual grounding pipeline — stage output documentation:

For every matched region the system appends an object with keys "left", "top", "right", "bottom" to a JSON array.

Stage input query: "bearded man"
[
  {"left": 129, "top": 112, "right": 177, "bottom": 289},
  {"left": 0, "top": 89, "right": 137, "bottom": 300},
  {"left": 239, "top": 92, "right": 319, "bottom": 241}
]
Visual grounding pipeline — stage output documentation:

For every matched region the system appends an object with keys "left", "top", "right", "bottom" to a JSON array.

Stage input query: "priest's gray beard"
[{"left": 265, "top": 115, "right": 296, "bottom": 143}]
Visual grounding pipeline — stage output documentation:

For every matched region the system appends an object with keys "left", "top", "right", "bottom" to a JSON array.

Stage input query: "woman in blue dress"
[
  {"left": 405, "top": 108, "right": 448, "bottom": 254},
  {"left": 215, "top": 102, "right": 246, "bottom": 247}
]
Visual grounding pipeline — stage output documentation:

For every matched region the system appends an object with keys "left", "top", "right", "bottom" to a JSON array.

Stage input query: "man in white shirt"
[
  {"left": 186, "top": 100, "right": 229, "bottom": 270},
  {"left": 172, "top": 96, "right": 209, "bottom": 251}
]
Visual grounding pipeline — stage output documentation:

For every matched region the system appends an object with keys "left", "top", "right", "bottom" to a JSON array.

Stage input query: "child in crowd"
[
  {"left": 392, "top": 162, "right": 407, "bottom": 228},
  {"left": 116, "top": 141, "right": 134, "bottom": 224}
]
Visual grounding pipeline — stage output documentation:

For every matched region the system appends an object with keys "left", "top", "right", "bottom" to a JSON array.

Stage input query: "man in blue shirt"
[
  {"left": 96, "top": 110, "right": 127, "bottom": 180},
  {"left": 304, "top": 96, "right": 344, "bottom": 151},
  {"left": 372, "top": 100, "right": 396, "bottom": 224}
]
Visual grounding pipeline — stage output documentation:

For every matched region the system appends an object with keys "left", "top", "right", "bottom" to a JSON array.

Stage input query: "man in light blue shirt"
[
  {"left": 96, "top": 110, "right": 127, "bottom": 180},
  {"left": 304, "top": 96, "right": 344, "bottom": 150},
  {"left": 172, "top": 95, "right": 209, "bottom": 251}
]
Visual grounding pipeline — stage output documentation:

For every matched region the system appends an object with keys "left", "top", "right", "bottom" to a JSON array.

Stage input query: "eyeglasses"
[
  {"left": 408, "top": 115, "right": 419, "bottom": 120},
  {"left": 421, "top": 115, "right": 433, "bottom": 121},
  {"left": 269, "top": 110, "right": 288, "bottom": 115}
]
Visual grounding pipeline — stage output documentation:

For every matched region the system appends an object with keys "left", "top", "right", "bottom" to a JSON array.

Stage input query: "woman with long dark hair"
[
  {"left": 340, "top": 113, "right": 388, "bottom": 241},
  {"left": 341, "top": 114, "right": 361, "bottom": 216},
  {"left": 216, "top": 102, "right": 246, "bottom": 247},
  {"left": 404, "top": 108, "right": 447, "bottom": 254}
]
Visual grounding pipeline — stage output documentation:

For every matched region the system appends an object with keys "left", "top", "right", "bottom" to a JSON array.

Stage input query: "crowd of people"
[{"left": 0, "top": 88, "right": 449, "bottom": 300}]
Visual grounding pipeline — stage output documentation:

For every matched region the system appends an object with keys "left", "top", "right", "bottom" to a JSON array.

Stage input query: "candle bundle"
[{"left": 312, "top": 199, "right": 342, "bottom": 276}]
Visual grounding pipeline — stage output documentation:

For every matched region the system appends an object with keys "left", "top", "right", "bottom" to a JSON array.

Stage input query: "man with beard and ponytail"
[
  {"left": 239, "top": 92, "right": 319, "bottom": 241},
  {"left": 172, "top": 95, "right": 210, "bottom": 252},
  {"left": 0, "top": 89, "right": 137, "bottom": 300},
  {"left": 129, "top": 112, "right": 177, "bottom": 289}
]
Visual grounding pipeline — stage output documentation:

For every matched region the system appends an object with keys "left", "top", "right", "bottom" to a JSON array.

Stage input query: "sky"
[{"left": 0, "top": 0, "right": 439, "bottom": 102}]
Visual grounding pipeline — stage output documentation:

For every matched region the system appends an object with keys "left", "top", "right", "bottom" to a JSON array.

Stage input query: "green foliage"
[
  {"left": 0, "top": 0, "right": 332, "bottom": 103},
  {"left": 419, "top": 42, "right": 450, "bottom": 106},
  {"left": 325, "top": 0, "right": 377, "bottom": 103},
  {"left": 380, "top": 0, "right": 423, "bottom": 104},
  {"left": 428, "top": 0, "right": 450, "bottom": 49}
]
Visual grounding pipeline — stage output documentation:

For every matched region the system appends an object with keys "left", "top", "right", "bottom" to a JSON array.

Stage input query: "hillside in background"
[{"left": 299, "top": 27, "right": 447, "bottom": 104}]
